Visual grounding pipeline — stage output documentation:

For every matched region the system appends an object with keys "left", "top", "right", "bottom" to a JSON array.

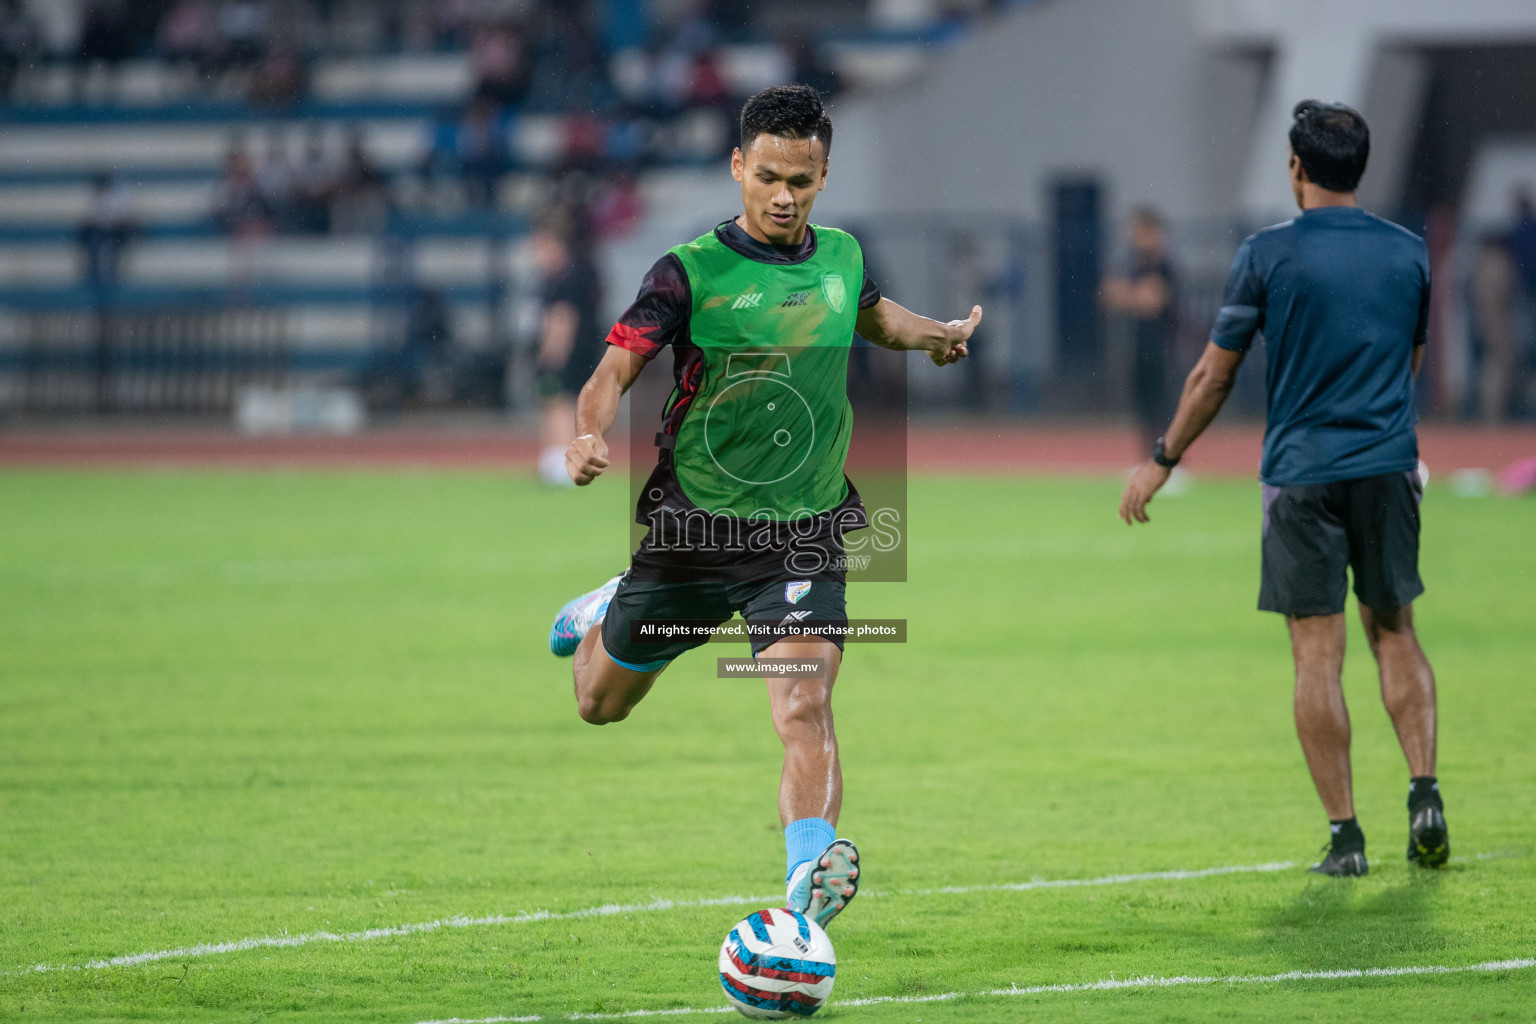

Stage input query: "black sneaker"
[
  {"left": 1407, "top": 804, "right": 1450, "bottom": 867},
  {"left": 1309, "top": 844, "right": 1369, "bottom": 877}
]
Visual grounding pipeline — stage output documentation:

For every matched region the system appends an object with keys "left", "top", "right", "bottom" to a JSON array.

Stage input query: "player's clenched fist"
[{"left": 566, "top": 432, "right": 610, "bottom": 485}]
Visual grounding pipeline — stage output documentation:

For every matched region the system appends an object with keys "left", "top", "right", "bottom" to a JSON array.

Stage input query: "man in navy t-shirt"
[{"left": 1118, "top": 100, "right": 1448, "bottom": 877}]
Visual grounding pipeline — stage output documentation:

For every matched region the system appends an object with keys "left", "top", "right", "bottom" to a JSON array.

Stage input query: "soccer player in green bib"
[{"left": 546, "top": 85, "right": 981, "bottom": 929}]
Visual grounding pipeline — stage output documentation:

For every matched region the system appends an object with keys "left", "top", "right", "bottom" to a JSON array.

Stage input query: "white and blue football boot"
[
  {"left": 786, "top": 838, "right": 860, "bottom": 929},
  {"left": 547, "top": 572, "right": 624, "bottom": 657}
]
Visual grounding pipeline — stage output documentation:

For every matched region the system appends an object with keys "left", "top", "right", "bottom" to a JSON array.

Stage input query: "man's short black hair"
[
  {"left": 1290, "top": 99, "right": 1370, "bottom": 193},
  {"left": 739, "top": 84, "right": 832, "bottom": 158}
]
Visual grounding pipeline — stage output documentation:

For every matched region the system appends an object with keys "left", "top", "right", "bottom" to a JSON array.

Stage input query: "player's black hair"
[
  {"left": 739, "top": 84, "right": 833, "bottom": 158},
  {"left": 1289, "top": 99, "right": 1370, "bottom": 193}
]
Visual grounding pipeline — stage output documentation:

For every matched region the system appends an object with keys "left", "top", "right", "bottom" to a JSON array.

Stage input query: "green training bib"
[{"left": 667, "top": 225, "right": 863, "bottom": 519}]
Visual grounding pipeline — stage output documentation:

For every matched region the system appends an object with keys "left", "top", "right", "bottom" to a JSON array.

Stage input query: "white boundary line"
[
  {"left": 15, "top": 850, "right": 1530, "bottom": 977},
  {"left": 417, "top": 957, "right": 1536, "bottom": 1023},
  {"left": 15, "top": 861, "right": 1296, "bottom": 975}
]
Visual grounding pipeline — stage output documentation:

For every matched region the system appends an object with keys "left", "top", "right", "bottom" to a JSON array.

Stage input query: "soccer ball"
[{"left": 718, "top": 908, "right": 836, "bottom": 1019}]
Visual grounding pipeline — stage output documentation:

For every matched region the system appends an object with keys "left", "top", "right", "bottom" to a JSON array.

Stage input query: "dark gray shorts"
[
  {"left": 1259, "top": 470, "right": 1425, "bottom": 617},
  {"left": 600, "top": 567, "right": 848, "bottom": 669}
]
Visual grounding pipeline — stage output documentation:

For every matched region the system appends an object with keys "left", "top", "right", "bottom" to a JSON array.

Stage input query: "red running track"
[{"left": 0, "top": 422, "right": 1531, "bottom": 475}]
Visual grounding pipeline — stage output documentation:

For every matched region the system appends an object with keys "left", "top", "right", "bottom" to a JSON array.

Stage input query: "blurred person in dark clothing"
[
  {"left": 456, "top": 91, "right": 510, "bottom": 207},
  {"left": 211, "top": 146, "right": 275, "bottom": 237},
  {"left": 430, "top": 0, "right": 475, "bottom": 49},
  {"left": 329, "top": 128, "right": 389, "bottom": 234},
  {"left": 1508, "top": 192, "right": 1536, "bottom": 387},
  {"left": 290, "top": 127, "right": 336, "bottom": 234},
  {"left": 157, "top": 0, "right": 219, "bottom": 73},
  {"left": 218, "top": 0, "right": 270, "bottom": 69},
  {"left": 406, "top": 288, "right": 453, "bottom": 374},
  {"left": 532, "top": 220, "right": 605, "bottom": 486},
  {"left": 1102, "top": 206, "right": 1178, "bottom": 457},
  {"left": 1507, "top": 190, "right": 1536, "bottom": 295},
  {"left": 253, "top": 130, "right": 293, "bottom": 229},
  {"left": 248, "top": 27, "right": 307, "bottom": 109},
  {"left": 522, "top": 7, "right": 610, "bottom": 115},
  {"left": 1469, "top": 232, "right": 1520, "bottom": 422},
  {"left": 358, "top": 287, "right": 455, "bottom": 412},
  {"left": 79, "top": 173, "right": 135, "bottom": 291},
  {"left": 470, "top": 18, "right": 529, "bottom": 106}
]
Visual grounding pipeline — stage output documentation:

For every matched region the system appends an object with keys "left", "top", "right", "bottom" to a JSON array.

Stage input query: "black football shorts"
[
  {"left": 600, "top": 567, "right": 848, "bottom": 670},
  {"left": 1258, "top": 470, "right": 1424, "bottom": 617}
]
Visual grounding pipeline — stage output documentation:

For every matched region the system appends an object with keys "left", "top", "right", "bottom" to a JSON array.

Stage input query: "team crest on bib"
[
  {"left": 785, "top": 580, "right": 812, "bottom": 604},
  {"left": 820, "top": 274, "right": 847, "bottom": 313}
]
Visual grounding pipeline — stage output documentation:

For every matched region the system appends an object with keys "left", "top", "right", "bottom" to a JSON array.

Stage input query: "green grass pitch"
[{"left": 2, "top": 469, "right": 1533, "bottom": 1023}]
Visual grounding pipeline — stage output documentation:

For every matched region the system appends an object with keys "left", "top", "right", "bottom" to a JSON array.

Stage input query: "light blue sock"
[{"left": 784, "top": 817, "right": 836, "bottom": 881}]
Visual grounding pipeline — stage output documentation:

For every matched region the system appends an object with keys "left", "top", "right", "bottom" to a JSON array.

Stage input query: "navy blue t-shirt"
[{"left": 1210, "top": 206, "right": 1430, "bottom": 486}]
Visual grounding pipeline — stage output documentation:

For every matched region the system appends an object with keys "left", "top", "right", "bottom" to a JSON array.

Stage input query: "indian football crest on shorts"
[
  {"left": 820, "top": 274, "right": 846, "bottom": 313},
  {"left": 785, "top": 580, "right": 812, "bottom": 604}
]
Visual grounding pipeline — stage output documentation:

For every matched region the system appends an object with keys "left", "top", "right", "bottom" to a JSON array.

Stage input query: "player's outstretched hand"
[
  {"left": 567, "top": 432, "right": 610, "bottom": 486},
  {"left": 930, "top": 305, "right": 982, "bottom": 366},
  {"left": 1119, "top": 460, "right": 1171, "bottom": 524}
]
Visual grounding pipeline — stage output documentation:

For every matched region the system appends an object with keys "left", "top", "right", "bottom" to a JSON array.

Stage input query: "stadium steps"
[{"left": 0, "top": 22, "right": 993, "bottom": 413}]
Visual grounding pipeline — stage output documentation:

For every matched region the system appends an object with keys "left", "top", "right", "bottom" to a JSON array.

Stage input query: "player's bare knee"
[
  {"left": 577, "top": 694, "right": 628, "bottom": 725},
  {"left": 1365, "top": 604, "right": 1414, "bottom": 637},
  {"left": 572, "top": 670, "right": 612, "bottom": 724},
  {"left": 578, "top": 703, "right": 622, "bottom": 725},
  {"left": 772, "top": 682, "right": 833, "bottom": 740}
]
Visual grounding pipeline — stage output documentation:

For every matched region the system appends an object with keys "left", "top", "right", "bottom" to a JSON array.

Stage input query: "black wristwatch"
[{"left": 1151, "top": 436, "right": 1181, "bottom": 468}]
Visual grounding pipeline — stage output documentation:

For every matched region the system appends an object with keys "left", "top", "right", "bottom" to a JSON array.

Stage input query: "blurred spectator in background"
[
  {"left": 685, "top": 48, "right": 731, "bottom": 110},
  {"left": 1507, "top": 190, "right": 1536, "bottom": 417},
  {"left": 531, "top": 218, "right": 605, "bottom": 486},
  {"left": 158, "top": 0, "right": 219, "bottom": 75},
  {"left": 329, "top": 128, "right": 389, "bottom": 234},
  {"left": 588, "top": 170, "right": 642, "bottom": 239},
  {"left": 430, "top": 0, "right": 476, "bottom": 51},
  {"left": 405, "top": 287, "right": 453, "bottom": 376},
  {"left": 211, "top": 144, "right": 275, "bottom": 237},
  {"left": 1101, "top": 207, "right": 1178, "bottom": 457},
  {"left": 470, "top": 18, "right": 529, "bottom": 106},
  {"left": 290, "top": 127, "right": 336, "bottom": 234},
  {"left": 1469, "top": 232, "right": 1519, "bottom": 423},
  {"left": 524, "top": 9, "right": 610, "bottom": 114},
  {"left": 358, "top": 285, "right": 456, "bottom": 412},
  {"left": 248, "top": 27, "right": 308, "bottom": 109},
  {"left": 78, "top": 173, "right": 136, "bottom": 292},
  {"left": 455, "top": 92, "right": 511, "bottom": 207},
  {"left": 219, "top": 0, "right": 270, "bottom": 69},
  {"left": 254, "top": 130, "right": 293, "bottom": 228},
  {"left": 1507, "top": 190, "right": 1536, "bottom": 300},
  {"left": 0, "top": 0, "right": 39, "bottom": 100}
]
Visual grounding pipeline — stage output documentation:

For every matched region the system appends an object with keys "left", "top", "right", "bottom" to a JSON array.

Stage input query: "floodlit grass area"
[{"left": 2, "top": 470, "right": 1533, "bottom": 1023}]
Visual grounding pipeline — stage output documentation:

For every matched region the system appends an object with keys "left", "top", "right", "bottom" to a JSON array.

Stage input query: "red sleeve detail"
[{"left": 607, "top": 321, "right": 661, "bottom": 358}]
